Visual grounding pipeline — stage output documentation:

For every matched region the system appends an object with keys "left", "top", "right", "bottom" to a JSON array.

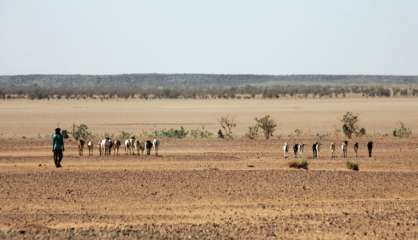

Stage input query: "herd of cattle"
[
  {"left": 283, "top": 141, "right": 374, "bottom": 159},
  {"left": 76, "top": 138, "right": 374, "bottom": 160},
  {"left": 77, "top": 137, "right": 160, "bottom": 156}
]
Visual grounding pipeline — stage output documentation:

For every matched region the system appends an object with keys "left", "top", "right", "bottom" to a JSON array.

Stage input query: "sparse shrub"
[
  {"left": 288, "top": 158, "right": 309, "bottom": 170},
  {"left": 315, "top": 133, "right": 328, "bottom": 141},
  {"left": 393, "top": 122, "right": 412, "bottom": 138},
  {"left": 341, "top": 112, "right": 365, "bottom": 139},
  {"left": 358, "top": 128, "right": 366, "bottom": 137},
  {"left": 190, "top": 126, "right": 213, "bottom": 138},
  {"left": 246, "top": 124, "right": 259, "bottom": 139},
  {"left": 71, "top": 123, "right": 93, "bottom": 141},
  {"left": 217, "top": 129, "right": 224, "bottom": 139},
  {"left": 294, "top": 128, "right": 303, "bottom": 137},
  {"left": 118, "top": 131, "right": 133, "bottom": 140},
  {"left": 255, "top": 115, "right": 277, "bottom": 140},
  {"left": 218, "top": 115, "right": 236, "bottom": 139},
  {"left": 154, "top": 126, "right": 189, "bottom": 138},
  {"left": 346, "top": 161, "right": 359, "bottom": 171}
]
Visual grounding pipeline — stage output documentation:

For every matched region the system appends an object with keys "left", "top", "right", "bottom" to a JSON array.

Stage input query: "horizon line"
[{"left": 1, "top": 73, "right": 418, "bottom": 77}]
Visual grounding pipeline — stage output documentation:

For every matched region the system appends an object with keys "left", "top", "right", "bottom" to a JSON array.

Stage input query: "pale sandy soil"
[
  {"left": 1, "top": 98, "right": 418, "bottom": 138},
  {"left": 0, "top": 138, "right": 417, "bottom": 239}
]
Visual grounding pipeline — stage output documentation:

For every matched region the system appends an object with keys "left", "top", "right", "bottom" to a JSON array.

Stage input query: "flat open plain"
[
  {"left": 1, "top": 98, "right": 418, "bottom": 137},
  {"left": 0, "top": 99, "right": 417, "bottom": 239}
]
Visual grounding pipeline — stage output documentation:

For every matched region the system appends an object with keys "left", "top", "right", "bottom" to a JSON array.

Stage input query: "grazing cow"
[
  {"left": 78, "top": 139, "right": 85, "bottom": 156},
  {"left": 98, "top": 140, "right": 103, "bottom": 156},
  {"left": 124, "top": 137, "right": 135, "bottom": 155},
  {"left": 283, "top": 142, "right": 289, "bottom": 159},
  {"left": 341, "top": 141, "right": 348, "bottom": 158},
  {"left": 312, "top": 142, "right": 319, "bottom": 159},
  {"left": 113, "top": 140, "right": 121, "bottom": 156},
  {"left": 367, "top": 141, "right": 373, "bottom": 157},
  {"left": 134, "top": 140, "right": 145, "bottom": 155},
  {"left": 108, "top": 139, "right": 114, "bottom": 155},
  {"left": 124, "top": 139, "right": 131, "bottom": 155},
  {"left": 330, "top": 142, "right": 336, "bottom": 159},
  {"left": 153, "top": 139, "right": 160, "bottom": 156},
  {"left": 298, "top": 144, "right": 305, "bottom": 157},
  {"left": 145, "top": 140, "right": 153, "bottom": 155},
  {"left": 293, "top": 144, "right": 299, "bottom": 158},
  {"left": 99, "top": 137, "right": 113, "bottom": 156},
  {"left": 87, "top": 140, "right": 94, "bottom": 156},
  {"left": 354, "top": 142, "right": 359, "bottom": 158},
  {"left": 315, "top": 142, "right": 321, "bottom": 159}
]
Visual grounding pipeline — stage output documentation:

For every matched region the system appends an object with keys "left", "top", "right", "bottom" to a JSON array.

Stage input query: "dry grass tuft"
[
  {"left": 346, "top": 161, "right": 360, "bottom": 171},
  {"left": 288, "top": 159, "right": 309, "bottom": 170}
]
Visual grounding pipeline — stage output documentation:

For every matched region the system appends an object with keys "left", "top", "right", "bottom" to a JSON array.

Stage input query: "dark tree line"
[
  {"left": 1, "top": 74, "right": 418, "bottom": 100},
  {"left": 1, "top": 84, "right": 418, "bottom": 100}
]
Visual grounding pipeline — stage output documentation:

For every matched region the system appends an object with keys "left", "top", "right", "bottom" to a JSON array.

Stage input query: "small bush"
[
  {"left": 346, "top": 161, "right": 359, "bottom": 171},
  {"left": 246, "top": 124, "right": 259, "bottom": 139},
  {"left": 217, "top": 129, "right": 224, "bottom": 139},
  {"left": 190, "top": 126, "right": 213, "bottom": 138},
  {"left": 71, "top": 123, "right": 93, "bottom": 141},
  {"left": 154, "top": 126, "right": 189, "bottom": 138},
  {"left": 118, "top": 131, "right": 133, "bottom": 140},
  {"left": 288, "top": 159, "right": 309, "bottom": 170},
  {"left": 218, "top": 115, "right": 236, "bottom": 139},
  {"left": 358, "top": 128, "right": 366, "bottom": 137},
  {"left": 255, "top": 115, "right": 277, "bottom": 140},
  {"left": 139, "top": 130, "right": 152, "bottom": 139},
  {"left": 393, "top": 122, "right": 412, "bottom": 138}
]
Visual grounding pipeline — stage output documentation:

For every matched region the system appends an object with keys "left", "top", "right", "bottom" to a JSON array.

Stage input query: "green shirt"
[{"left": 52, "top": 133, "right": 64, "bottom": 151}]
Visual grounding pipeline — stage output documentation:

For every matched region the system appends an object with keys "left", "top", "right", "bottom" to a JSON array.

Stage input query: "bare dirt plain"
[{"left": 0, "top": 99, "right": 417, "bottom": 239}]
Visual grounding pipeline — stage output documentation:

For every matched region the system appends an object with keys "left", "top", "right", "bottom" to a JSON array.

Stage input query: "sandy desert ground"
[
  {"left": 1, "top": 98, "right": 418, "bottom": 138},
  {"left": 0, "top": 99, "right": 417, "bottom": 239}
]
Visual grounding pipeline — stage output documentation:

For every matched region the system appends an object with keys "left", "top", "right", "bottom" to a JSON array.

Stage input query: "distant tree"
[
  {"left": 218, "top": 115, "right": 236, "bottom": 139},
  {"left": 255, "top": 115, "right": 277, "bottom": 140},
  {"left": 341, "top": 112, "right": 363, "bottom": 139},
  {"left": 71, "top": 123, "right": 93, "bottom": 141}
]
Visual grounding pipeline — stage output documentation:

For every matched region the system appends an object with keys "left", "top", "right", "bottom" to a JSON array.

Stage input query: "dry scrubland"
[{"left": 0, "top": 99, "right": 417, "bottom": 239}]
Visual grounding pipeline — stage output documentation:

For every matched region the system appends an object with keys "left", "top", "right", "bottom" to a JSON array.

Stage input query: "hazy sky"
[{"left": 1, "top": 0, "right": 417, "bottom": 75}]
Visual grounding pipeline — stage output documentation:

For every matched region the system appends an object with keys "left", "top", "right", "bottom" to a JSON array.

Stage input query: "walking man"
[{"left": 52, "top": 128, "right": 64, "bottom": 168}]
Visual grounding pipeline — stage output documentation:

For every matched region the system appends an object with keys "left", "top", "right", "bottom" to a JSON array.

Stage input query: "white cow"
[
  {"left": 282, "top": 142, "right": 288, "bottom": 159},
  {"left": 315, "top": 143, "right": 321, "bottom": 159},
  {"left": 99, "top": 137, "right": 113, "bottom": 156},
  {"left": 87, "top": 140, "right": 94, "bottom": 156},
  {"left": 124, "top": 138, "right": 135, "bottom": 155},
  {"left": 153, "top": 139, "right": 160, "bottom": 156}
]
